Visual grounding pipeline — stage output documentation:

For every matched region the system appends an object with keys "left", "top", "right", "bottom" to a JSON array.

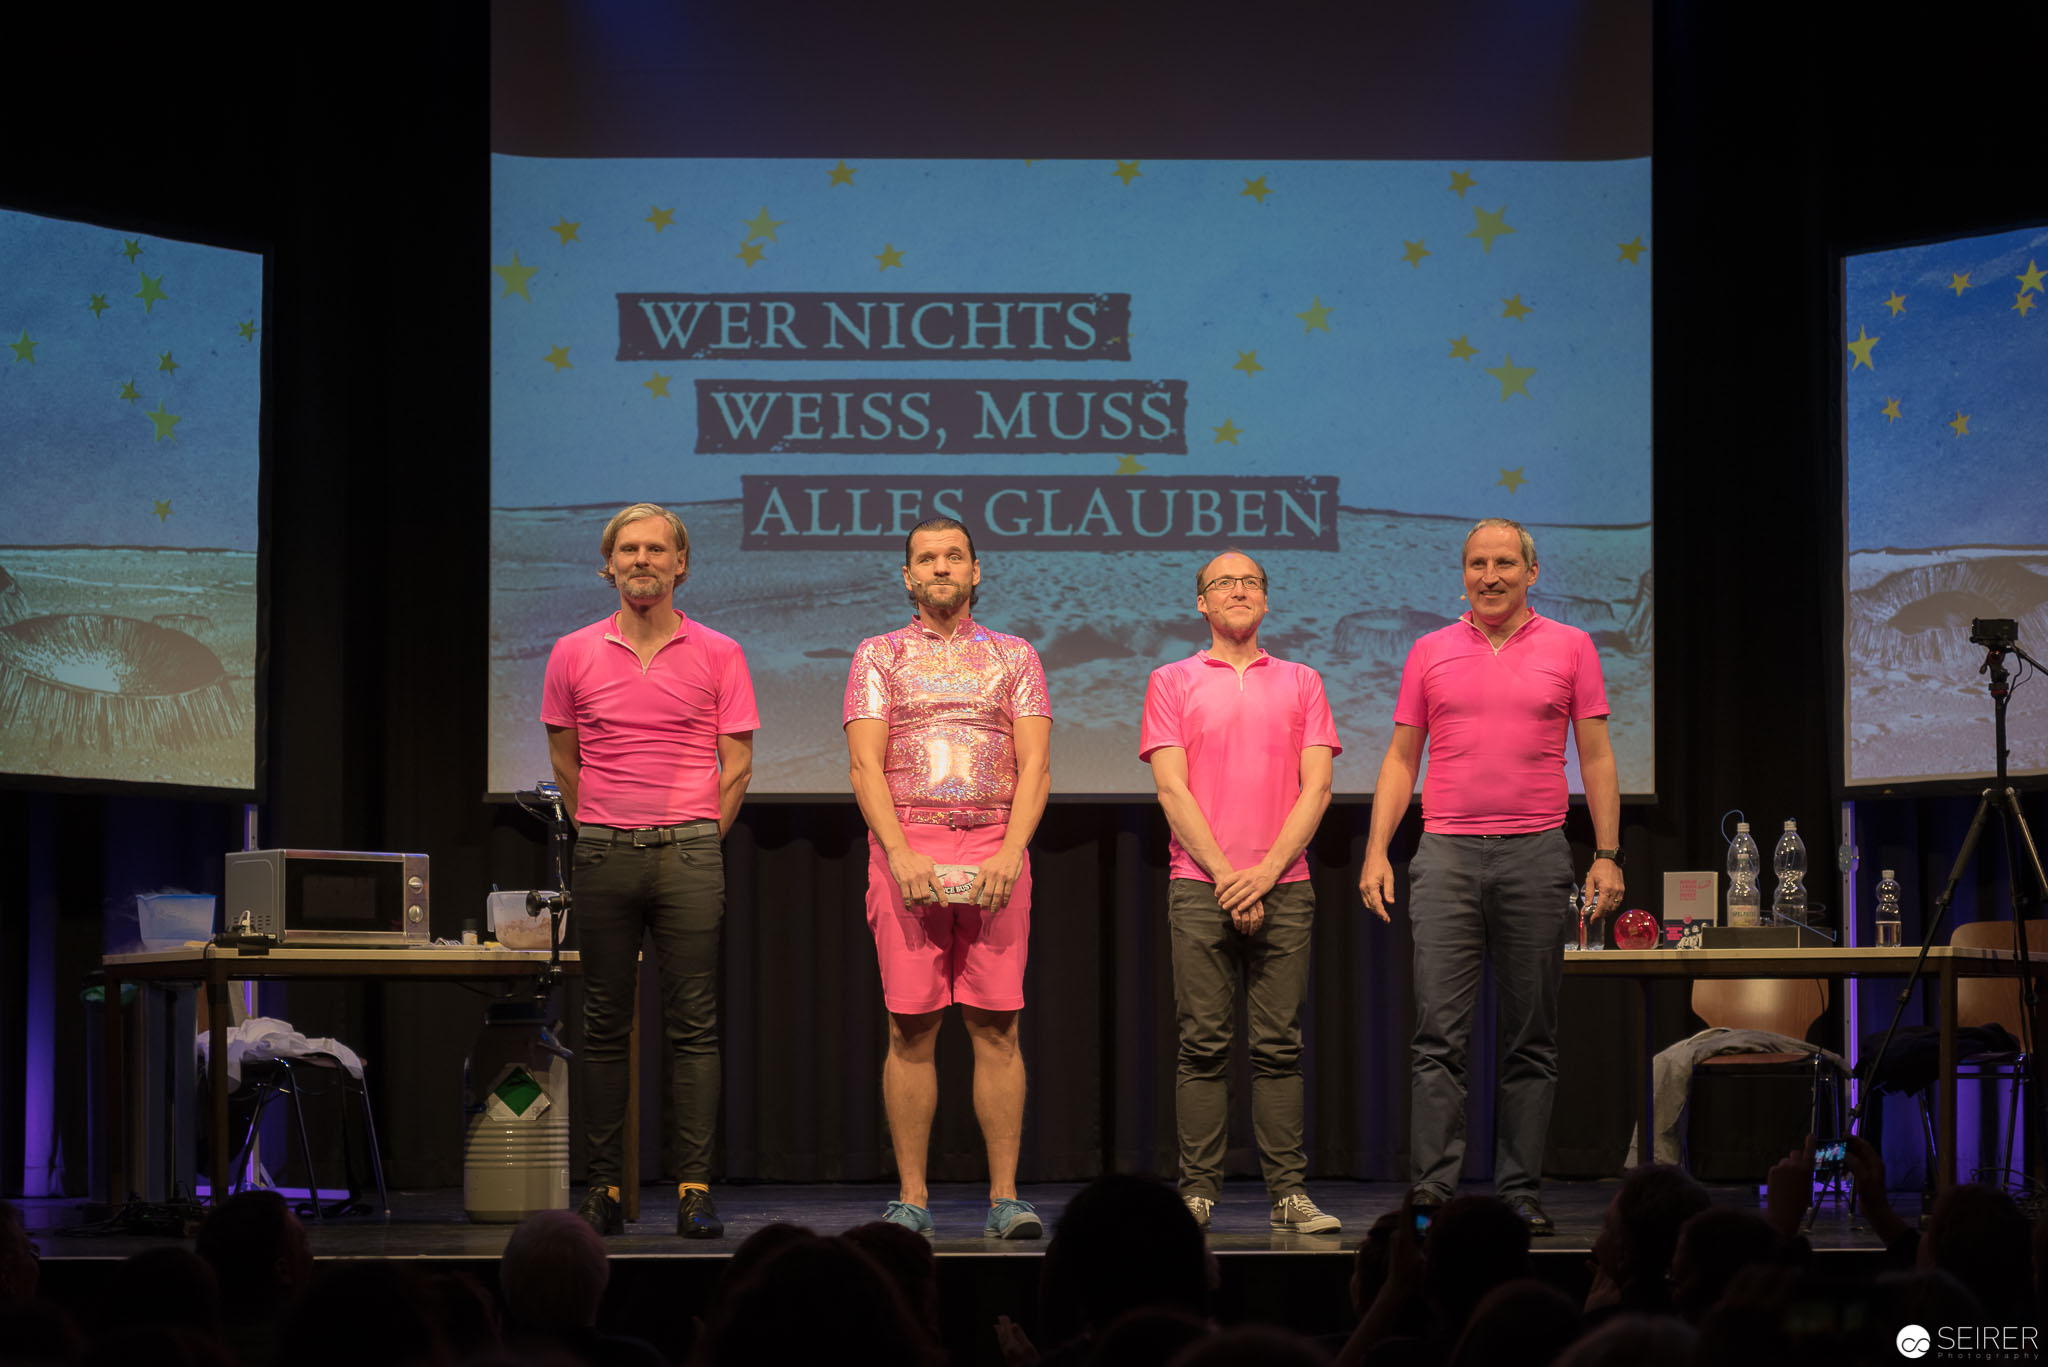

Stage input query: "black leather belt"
[{"left": 579, "top": 820, "right": 717, "bottom": 847}]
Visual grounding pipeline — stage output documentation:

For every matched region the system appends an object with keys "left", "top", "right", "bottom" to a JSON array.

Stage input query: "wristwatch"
[{"left": 1593, "top": 848, "right": 1625, "bottom": 867}]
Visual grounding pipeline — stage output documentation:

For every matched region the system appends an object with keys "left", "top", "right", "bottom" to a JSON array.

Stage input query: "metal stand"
[
  {"left": 1848, "top": 623, "right": 2048, "bottom": 1210},
  {"left": 515, "top": 781, "right": 575, "bottom": 1003}
]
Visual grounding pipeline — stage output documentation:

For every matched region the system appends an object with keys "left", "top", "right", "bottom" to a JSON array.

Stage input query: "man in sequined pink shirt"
[{"left": 844, "top": 517, "right": 1051, "bottom": 1242}]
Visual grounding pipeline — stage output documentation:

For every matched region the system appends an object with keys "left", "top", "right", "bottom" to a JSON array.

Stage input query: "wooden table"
[
  {"left": 1564, "top": 945, "right": 2048, "bottom": 1191},
  {"left": 101, "top": 944, "right": 642, "bottom": 1221}
]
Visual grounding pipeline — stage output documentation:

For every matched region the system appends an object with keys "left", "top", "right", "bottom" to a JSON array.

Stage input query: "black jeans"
[
  {"left": 573, "top": 822, "right": 724, "bottom": 1188},
  {"left": 1167, "top": 877, "right": 1316, "bottom": 1200}
]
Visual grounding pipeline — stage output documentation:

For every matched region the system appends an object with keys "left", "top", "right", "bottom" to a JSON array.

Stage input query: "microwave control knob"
[{"left": 407, "top": 904, "right": 424, "bottom": 923}]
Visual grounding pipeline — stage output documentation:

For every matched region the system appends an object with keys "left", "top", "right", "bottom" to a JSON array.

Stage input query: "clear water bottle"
[
  {"left": 1727, "top": 822, "right": 1762, "bottom": 927},
  {"left": 1874, "top": 868, "right": 1903, "bottom": 947},
  {"left": 1772, "top": 819, "right": 1809, "bottom": 928},
  {"left": 1563, "top": 886, "right": 1582, "bottom": 950}
]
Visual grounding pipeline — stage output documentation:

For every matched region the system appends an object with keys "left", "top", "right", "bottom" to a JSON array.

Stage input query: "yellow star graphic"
[
  {"left": 1484, "top": 353, "right": 1536, "bottom": 400},
  {"left": 1232, "top": 350, "right": 1264, "bottom": 376},
  {"left": 153, "top": 499, "right": 172, "bottom": 522},
  {"left": 1241, "top": 176, "right": 1272, "bottom": 204},
  {"left": 238, "top": 319, "right": 257, "bottom": 341},
  {"left": 1212, "top": 419, "right": 1243, "bottom": 445},
  {"left": 875, "top": 243, "right": 905, "bottom": 272},
  {"left": 828, "top": 159, "right": 857, "bottom": 186},
  {"left": 118, "top": 379, "right": 139, "bottom": 403},
  {"left": 544, "top": 345, "right": 572, "bottom": 372},
  {"left": 1884, "top": 291, "right": 1906, "bottom": 316},
  {"left": 121, "top": 238, "right": 143, "bottom": 262},
  {"left": 9, "top": 330, "right": 34, "bottom": 363},
  {"left": 1402, "top": 239, "right": 1430, "bottom": 268},
  {"left": 1115, "top": 454, "right": 1147, "bottom": 474},
  {"left": 1880, "top": 397, "right": 1901, "bottom": 422},
  {"left": 1448, "top": 169, "right": 1476, "bottom": 198},
  {"left": 88, "top": 293, "right": 109, "bottom": 318},
  {"left": 158, "top": 350, "right": 179, "bottom": 375},
  {"left": 646, "top": 206, "right": 675, "bottom": 232},
  {"left": 1497, "top": 467, "right": 1528, "bottom": 493},
  {"left": 493, "top": 251, "right": 539, "bottom": 300},
  {"left": 550, "top": 218, "right": 580, "bottom": 245},
  {"left": 1949, "top": 272, "right": 1970, "bottom": 296},
  {"left": 1295, "top": 297, "right": 1332, "bottom": 333},
  {"left": 1617, "top": 237, "right": 1646, "bottom": 264},
  {"left": 644, "top": 372, "right": 672, "bottom": 398},
  {"left": 1501, "top": 294, "right": 1532, "bottom": 320},
  {"left": 743, "top": 206, "right": 785, "bottom": 242},
  {"left": 1949, "top": 411, "right": 1970, "bottom": 437},
  {"left": 2016, "top": 291, "right": 2038, "bottom": 318},
  {"left": 135, "top": 272, "right": 168, "bottom": 312},
  {"left": 1846, "top": 324, "right": 1878, "bottom": 370},
  {"left": 737, "top": 241, "right": 766, "bottom": 267},
  {"left": 1468, "top": 205, "right": 1515, "bottom": 253},
  {"left": 1113, "top": 160, "right": 1142, "bottom": 186},
  {"left": 2018, "top": 261, "right": 2046, "bottom": 294},
  {"left": 1448, "top": 336, "right": 1478, "bottom": 361},
  {"left": 143, "top": 400, "right": 180, "bottom": 441}
]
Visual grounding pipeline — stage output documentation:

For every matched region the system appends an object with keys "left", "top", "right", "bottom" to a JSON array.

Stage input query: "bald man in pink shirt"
[
  {"left": 1141, "top": 549, "right": 1341, "bottom": 1235},
  {"left": 1359, "top": 518, "right": 1624, "bottom": 1237}
]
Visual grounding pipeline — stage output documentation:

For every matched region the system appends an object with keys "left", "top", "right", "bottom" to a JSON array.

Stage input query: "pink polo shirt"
[
  {"left": 1393, "top": 611, "right": 1608, "bottom": 836},
  {"left": 1139, "top": 650, "right": 1342, "bottom": 884},
  {"left": 540, "top": 610, "right": 760, "bottom": 828}
]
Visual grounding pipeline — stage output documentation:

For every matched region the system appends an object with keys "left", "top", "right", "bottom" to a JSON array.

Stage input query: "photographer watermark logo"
[
  {"left": 1900, "top": 1324, "right": 2041, "bottom": 1359},
  {"left": 1896, "top": 1325, "right": 1930, "bottom": 1359}
]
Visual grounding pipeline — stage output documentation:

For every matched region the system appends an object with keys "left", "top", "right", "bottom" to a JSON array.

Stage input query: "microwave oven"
[{"left": 222, "top": 849, "right": 431, "bottom": 947}]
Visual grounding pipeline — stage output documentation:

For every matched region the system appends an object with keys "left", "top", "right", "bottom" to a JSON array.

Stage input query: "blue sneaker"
[
  {"left": 882, "top": 1199, "right": 934, "bottom": 1240},
  {"left": 984, "top": 1197, "right": 1043, "bottom": 1240}
]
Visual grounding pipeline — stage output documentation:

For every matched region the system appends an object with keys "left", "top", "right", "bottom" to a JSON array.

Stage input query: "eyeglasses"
[{"left": 1202, "top": 575, "right": 1267, "bottom": 594}]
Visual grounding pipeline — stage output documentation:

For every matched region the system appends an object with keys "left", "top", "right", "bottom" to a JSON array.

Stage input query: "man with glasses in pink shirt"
[
  {"left": 542, "top": 503, "right": 759, "bottom": 1240},
  {"left": 845, "top": 517, "right": 1052, "bottom": 1241},
  {"left": 1359, "top": 518, "right": 1624, "bottom": 1238},
  {"left": 1141, "top": 549, "right": 1342, "bottom": 1234}
]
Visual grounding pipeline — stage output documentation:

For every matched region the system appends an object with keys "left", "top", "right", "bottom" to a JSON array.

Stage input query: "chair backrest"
[
  {"left": 1691, "top": 977, "right": 1829, "bottom": 1040},
  {"left": 1949, "top": 919, "right": 2048, "bottom": 1049}
]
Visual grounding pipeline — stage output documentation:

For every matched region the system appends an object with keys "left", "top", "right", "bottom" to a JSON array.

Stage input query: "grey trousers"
[
  {"left": 1407, "top": 828, "right": 1572, "bottom": 1198},
  {"left": 573, "top": 822, "right": 725, "bottom": 1188},
  {"left": 1168, "top": 877, "right": 1316, "bottom": 1200}
]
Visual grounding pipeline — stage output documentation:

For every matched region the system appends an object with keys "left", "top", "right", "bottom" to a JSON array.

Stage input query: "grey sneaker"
[
  {"left": 1183, "top": 1194, "right": 1213, "bottom": 1230},
  {"left": 1270, "top": 1192, "right": 1341, "bottom": 1234}
]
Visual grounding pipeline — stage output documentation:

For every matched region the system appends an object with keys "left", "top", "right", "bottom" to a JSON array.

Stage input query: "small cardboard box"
[{"left": 1663, "top": 871, "right": 1719, "bottom": 928}]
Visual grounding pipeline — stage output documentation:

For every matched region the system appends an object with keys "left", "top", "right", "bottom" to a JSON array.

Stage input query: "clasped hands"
[{"left": 886, "top": 844, "right": 1026, "bottom": 910}]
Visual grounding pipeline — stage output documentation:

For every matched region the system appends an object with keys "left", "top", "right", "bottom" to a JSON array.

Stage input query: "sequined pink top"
[{"left": 843, "top": 615, "right": 1052, "bottom": 814}]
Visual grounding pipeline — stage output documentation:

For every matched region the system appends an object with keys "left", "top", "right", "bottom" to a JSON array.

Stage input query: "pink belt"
[{"left": 896, "top": 806, "right": 1005, "bottom": 829}]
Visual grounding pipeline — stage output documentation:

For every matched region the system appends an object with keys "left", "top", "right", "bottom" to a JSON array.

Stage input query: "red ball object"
[{"left": 1611, "top": 908, "right": 1660, "bottom": 950}]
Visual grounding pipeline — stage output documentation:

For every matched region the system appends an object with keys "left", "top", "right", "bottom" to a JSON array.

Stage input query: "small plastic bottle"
[
  {"left": 1772, "top": 820, "right": 1809, "bottom": 928},
  {"left": 1874, "top": 869, "right": 1903, "bottom": 948},
  {"left": 1727, "top": 822, "right": 1762, "bottom": 928}
]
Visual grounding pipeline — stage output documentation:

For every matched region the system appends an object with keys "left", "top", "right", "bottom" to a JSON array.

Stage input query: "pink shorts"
[{"left": 866, "top": 822, "right": 1031, "bottom": 1014}]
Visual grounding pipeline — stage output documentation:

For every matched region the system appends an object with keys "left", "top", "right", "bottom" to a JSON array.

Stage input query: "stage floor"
[{"left": 19, "top": 1176, "right": 1900, "bottom": 1260}]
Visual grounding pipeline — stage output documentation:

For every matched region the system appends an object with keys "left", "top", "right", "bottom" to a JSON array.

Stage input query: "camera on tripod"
[{"left": 1971, "top": 618, "right": 2019, "bottom": 651}]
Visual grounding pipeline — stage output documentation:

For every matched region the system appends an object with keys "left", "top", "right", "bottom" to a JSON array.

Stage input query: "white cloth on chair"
[
  {"left": 195, "top": 1015, "right": 365, "bottom": 1088},
  {"left": 1626, "top": 1027, "right": 1849, "bottom": 1166}
]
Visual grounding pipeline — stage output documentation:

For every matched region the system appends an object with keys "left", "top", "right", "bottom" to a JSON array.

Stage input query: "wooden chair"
[
  {"left": 1685, "top": 977, "right": 1843, "bottom": 1181},
  {"left": 1920, "top": 919, "right": 2048, "bottom": 1181}
]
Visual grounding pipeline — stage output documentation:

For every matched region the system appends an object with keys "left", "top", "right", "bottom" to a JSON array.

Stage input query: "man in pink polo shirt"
[
  {"left": 1140, "top": 549, "right": 1342, "bottom": 1235},
  {"left": 1359, "top": 518, "right": 1624, "bottom": 1237},
  {"left": 844, "top": 517, "right": 1051, "bottom": 1242},
  {"left": 541, "top": 502, "right": 759, "bottom": 1240}
]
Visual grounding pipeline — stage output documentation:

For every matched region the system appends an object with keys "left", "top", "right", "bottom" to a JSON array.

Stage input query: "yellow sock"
[
  {"left": 604, "top": 1186, "right": 620, "bottom": 1202},
  {"left": 680, "top": 1182, "right": 709, "bottom": 1196}
]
